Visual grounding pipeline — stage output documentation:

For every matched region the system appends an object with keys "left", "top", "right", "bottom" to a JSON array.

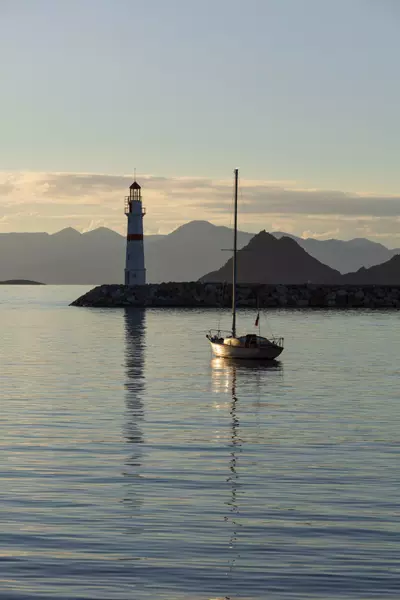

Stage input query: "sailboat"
[{"left": 206, "top": 169, "right": 284, "bottom": 360}]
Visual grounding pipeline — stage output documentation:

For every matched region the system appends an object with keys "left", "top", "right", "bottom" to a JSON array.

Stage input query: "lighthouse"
[{"left": 124, "top": 177, "right": 146, "bottom": 285}]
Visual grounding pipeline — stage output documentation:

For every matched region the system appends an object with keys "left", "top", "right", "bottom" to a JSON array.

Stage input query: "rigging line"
[
  {"left": 264, "top": 314, "right": 275, "bottom": 338},
  {"left": 261, "top": 309, "right": 276, "bottom": 338},
  {"left": 255, "top": 288, "right": 275, "bottom": 339},
  {"left": 237, "top": 177, "right": 277, "bottom": 339},
  {"left": 255, "top": 287, "right": 274, "bottom": 338},
  {"left": 216, "top": 281, "right": 226, "bottom": 330}
]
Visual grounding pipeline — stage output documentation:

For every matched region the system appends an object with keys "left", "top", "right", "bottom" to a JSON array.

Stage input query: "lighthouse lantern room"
[{"left": 124, "top": 178, "right": 146, "bottom": 285}]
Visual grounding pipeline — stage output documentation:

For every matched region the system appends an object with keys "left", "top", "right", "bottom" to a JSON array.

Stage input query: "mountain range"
[
  {"left": 341, "top": 254, "right": 400, "bottom": 285},
  {"left": 0, "top": 228, "right": 124, "bottom": 284},
  {"left": 0, "top": 220, "right": 398, "bottom": 284},
  {"left": 202, "top": 230, "right": 400, "bottom": 285},
  {"left": 202, "top": 231, "right": 342, "bottom": 284},
  {"left": 272, "top": 231, "right": 399, "bottom": 273}
]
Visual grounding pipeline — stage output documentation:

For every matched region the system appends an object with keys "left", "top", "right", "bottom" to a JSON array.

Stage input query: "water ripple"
[{"left": 0, "top": 288, "right": 399, "bottom": 598}]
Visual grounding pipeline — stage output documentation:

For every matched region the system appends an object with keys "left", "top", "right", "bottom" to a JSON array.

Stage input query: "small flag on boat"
[{"left": 255, "top": 312, "right": 259, "bottom": 327}]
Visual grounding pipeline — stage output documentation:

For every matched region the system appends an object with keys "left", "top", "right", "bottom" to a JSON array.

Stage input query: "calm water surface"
[{"left": 1, "top": 286, "right": 399, "bottom": 599}]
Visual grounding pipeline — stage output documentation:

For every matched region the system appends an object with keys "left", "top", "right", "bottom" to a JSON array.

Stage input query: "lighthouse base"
[{"left": 125, "top": 269, "right": 146, "bottom": 286}]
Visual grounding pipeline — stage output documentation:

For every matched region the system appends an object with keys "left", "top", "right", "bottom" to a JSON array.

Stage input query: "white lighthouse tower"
[{"left": 124, "top": 177, "right": 146, "bottom": 285}]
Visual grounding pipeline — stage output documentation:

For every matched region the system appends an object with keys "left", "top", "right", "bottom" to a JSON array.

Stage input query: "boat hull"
[{"left": 209, "top": 340, "right": 283, "bottom": 360}]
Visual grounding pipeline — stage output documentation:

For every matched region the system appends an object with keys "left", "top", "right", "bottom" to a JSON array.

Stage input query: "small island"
[{"left": 0, "top": 280, "right": 44, "bottom": 285}]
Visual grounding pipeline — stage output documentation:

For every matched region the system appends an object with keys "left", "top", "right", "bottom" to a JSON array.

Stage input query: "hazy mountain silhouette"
[
  {"left": 0, "top": 228, "right": 125, "bottom": 284},
  {"left": 201, "top": 230, "right": 342, "bottom": 284},
  {"left": 150, "top": 223, "right": 398, "bottom": 279},
  {"left": 272, "top": 232, "right": 394, "bottom": 272},
  {"left": 144, "top": 220, "right": 253, "bottom": 282},
  {"left": 0, "top": 221, "right": 252, "bottom": 283},
  {"left": 0, "top": 221, "right": 397, "bottom": 284},
  {"left": 341, "top": 253, "right": 400, "bottom": 285}
]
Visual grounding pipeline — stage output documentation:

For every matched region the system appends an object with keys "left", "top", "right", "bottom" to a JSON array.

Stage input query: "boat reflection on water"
[
  {"left": 123, "top": 308, "right": 146, "bottom": 516},
  {"left": 210, "top": 356, "right": 283, "bottom": 585},
  {"left": 224, "top": 360, "right": 242, "bottom": 575},
  {"left": 211, "top": 356, "right": 283, "bottom": 396}
]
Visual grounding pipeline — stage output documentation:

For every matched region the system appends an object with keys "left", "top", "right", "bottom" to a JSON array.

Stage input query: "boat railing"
[
  {"left": 270, "top": 336, "right": 284, "bottom": 348},
  {"left": 207, "top": 329, "right": 232, "bottom": 339}
]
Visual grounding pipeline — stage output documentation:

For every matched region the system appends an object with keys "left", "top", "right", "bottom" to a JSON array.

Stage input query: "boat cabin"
[{"left": 222, "top": 334, "right": 272, "bottom": 348}]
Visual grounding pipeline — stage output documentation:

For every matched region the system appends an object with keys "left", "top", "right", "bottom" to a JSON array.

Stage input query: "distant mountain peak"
[
  {"left": 171, "top": 220, "right": 251, "bottom": 236},
  {"left": 201, "top": 229, "right": 341, "bottom": 284},
  {"left": 185, "top": 219, "right": 215, "bottom": 227},
  {"left": 172, "top": 220, "right": 214, "bottom": 232},
  {"left": 52, "top": 227, "right": 81, "bottom": 238},
  {"left": 82, "top": 227, "right": 123, "bottom": 239},
  {"left": 245, "top": 230, "right": 276, "bottom": 248}
]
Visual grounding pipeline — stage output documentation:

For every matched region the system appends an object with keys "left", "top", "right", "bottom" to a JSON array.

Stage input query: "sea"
[{"left": 1, "top": 285, "right": 399, "bottom": 600}]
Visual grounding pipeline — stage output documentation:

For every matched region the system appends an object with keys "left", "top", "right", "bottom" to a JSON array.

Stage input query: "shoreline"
[{"left": 70, "top": 282, "right": 400, "bottom": 309}]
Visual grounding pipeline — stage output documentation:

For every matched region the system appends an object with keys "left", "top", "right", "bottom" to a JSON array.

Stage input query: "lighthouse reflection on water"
[{"left": 123, "top": 309, "right": 146, "bottom": 515}]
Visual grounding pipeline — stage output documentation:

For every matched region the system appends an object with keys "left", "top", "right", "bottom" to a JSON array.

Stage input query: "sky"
[{"left": 1, "top": 0, "right": 400, "bottom": 246}]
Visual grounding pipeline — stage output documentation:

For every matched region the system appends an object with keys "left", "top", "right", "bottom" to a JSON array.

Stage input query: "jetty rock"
[{"left": 70, "top": 283, "right": 400, "bottom": 309}]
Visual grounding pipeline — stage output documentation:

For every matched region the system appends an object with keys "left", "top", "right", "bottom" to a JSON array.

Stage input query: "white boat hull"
[{"left": 209, "top": 340, "right": 283, "bottom": 360}]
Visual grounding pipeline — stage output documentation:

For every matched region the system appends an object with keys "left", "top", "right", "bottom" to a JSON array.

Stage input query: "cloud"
[
  {"left": 81, "top": 219, "right": 107, "bottom": 233},
  {"left": 0, "top": 182, "right": 14, "bottom": 195},
  {"left": 193, "top": 184, "right": 400, "bottom": 218},
  {"left": 301, "top": 229, "right": 341, "bottom": 239},
  {"left": 0, "top": 170, "right": 399, "bottom": 247}
]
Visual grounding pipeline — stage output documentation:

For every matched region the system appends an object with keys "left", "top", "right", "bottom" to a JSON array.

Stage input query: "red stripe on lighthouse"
[{"left": 127, "top": 234, "right": 143, "bottom": 241}]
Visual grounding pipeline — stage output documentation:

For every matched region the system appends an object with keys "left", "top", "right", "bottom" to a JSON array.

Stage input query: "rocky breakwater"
[{"left": 71, "top": 283, "right": 400, "bottom": 308}]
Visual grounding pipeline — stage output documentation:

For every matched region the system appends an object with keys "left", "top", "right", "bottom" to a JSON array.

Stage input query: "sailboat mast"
[{"left": 232, "top": 168, "right": 238, "bottom": 338}]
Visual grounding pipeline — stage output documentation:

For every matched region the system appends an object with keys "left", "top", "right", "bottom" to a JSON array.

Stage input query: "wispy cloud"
[
  {"left": 81, "top": 219, "right": 108, "bottom": 233},
  {"left": 0, "top": 171, "right": 399, "bottom": 247},
  {"left": 301, "top": 228, "right": 341, "bottom": 239}
]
